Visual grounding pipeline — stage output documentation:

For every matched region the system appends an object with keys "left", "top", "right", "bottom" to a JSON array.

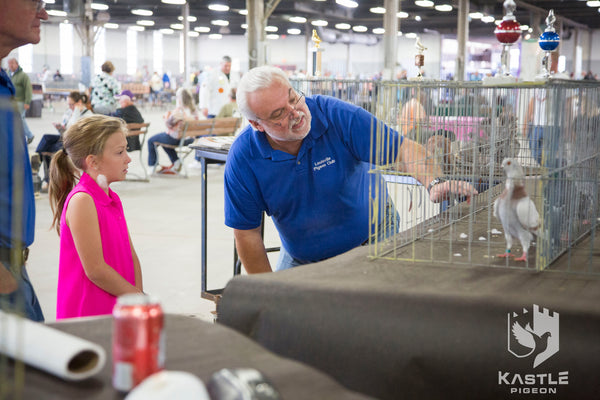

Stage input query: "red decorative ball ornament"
[{"left": 495, "top": 19, "right": 521, "bottom": 44}]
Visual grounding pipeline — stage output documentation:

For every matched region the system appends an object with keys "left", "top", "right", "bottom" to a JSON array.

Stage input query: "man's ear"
[{"left": 249, "top": 120, "right": 264, "bottom": 132}]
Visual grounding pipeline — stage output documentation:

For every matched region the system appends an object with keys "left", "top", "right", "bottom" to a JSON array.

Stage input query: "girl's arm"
[
  {"left": 128, "top": 232, "right": 143, "bottom": 291},
  {"left": 66, "top": 192, "right": 142, "bottom": 296}
]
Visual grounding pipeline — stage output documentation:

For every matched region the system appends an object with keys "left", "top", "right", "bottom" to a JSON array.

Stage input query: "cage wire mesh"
[{"left": 368, "top": 79, "right": 599, "bottom": 274}]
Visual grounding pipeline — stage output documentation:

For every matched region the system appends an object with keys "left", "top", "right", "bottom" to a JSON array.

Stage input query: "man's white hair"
[{"left": 237, "top": 65, "right": 290, "bottom": 121}]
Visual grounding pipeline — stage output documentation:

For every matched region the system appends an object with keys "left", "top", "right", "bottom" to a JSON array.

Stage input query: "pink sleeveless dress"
[{"left": 56, "top": 173, "right": 135, "bottom": 319}]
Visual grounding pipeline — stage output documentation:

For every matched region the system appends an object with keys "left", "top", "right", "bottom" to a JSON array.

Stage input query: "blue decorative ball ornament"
[{"left": 539, "top": 31, "right": 560, "bottom": 51}]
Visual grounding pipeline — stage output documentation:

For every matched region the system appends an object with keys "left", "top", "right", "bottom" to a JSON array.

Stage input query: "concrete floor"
[{"left": 24, "top": 99, "right": 281, "bottom": 323}]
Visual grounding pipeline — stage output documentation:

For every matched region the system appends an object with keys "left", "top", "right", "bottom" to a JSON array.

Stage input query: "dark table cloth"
[
  {"left": 2, "top": 314, "right": 372, "bottom": 399},
  {"left": 217, "top": 241, "right": 600, "bottom": 400}
]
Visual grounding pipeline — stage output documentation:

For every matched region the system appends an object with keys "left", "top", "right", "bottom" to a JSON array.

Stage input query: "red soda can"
[{"left": 112, "top": 293, "right": 165, "bottom": 392}]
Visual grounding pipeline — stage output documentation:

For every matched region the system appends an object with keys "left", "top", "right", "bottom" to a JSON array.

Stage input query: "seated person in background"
[
  {"left": 147, "top": 88, "right": 200, "bottom": 174},
  {"left": 225, "top": 66, "right": 477, "bottom": 274},
  {"left": 111, "top": 90, "right": 144, "bottom": 152},
  {"left": 53, "top": 69, "right": 64, "bottom": 81},
  {"left": 216, "top": 88, "right": 239, "bottom": 118},
  {"left": 36, "top": 91, "right": 92, "bottom": 190}
]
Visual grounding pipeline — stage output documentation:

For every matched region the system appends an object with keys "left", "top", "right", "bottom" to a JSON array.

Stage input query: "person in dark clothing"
[{"left": 112, "top": 90, "right": 144, "bottom": 151}]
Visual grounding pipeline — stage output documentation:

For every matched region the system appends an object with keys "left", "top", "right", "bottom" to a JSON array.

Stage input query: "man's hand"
[
  {"left": 24, "top": 103, "right": 30, "bottom": 110},
  {"left": 428, "top": 180, "right": 478, "bottom": 204}
]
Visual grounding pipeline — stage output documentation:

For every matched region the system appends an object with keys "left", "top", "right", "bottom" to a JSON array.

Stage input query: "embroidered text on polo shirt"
[{"left": 313, "top": 156, "right": 336, "bottom": 172}]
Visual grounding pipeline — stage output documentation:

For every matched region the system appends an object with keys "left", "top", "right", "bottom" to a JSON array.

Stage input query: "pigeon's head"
[{"left": 502, "top": 158, "right": 524, "bottom": 179}]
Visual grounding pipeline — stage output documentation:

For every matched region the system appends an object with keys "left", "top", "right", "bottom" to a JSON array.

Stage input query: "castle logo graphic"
[{"left": 507, "top": 304, "right": 559, "bottom": 368}]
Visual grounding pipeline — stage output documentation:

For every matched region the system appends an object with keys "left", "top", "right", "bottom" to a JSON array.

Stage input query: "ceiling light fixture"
[
  {"left": 137, "top": 20, "right": 155, "bottom": 26},
  {"left": 586, "top": 1, "right": 600, "bottom": 7},
  {"left": 91, "top": 3, "right": 108, "bottom": 11},
  {"left": 160, "top": 28, "right": 175, "bottom": 34},
  {"left": 208, "top": 4, "right": 230, "bottom": 11},
  {"left": 336, "top": 0, "right": 358, "bottom": 8},
  {"left": 415, "top": 0, "right": 434, "bottom": 7},
  {"left": 194, "top": 26, "right": 210, "bottom": 32},
  {"left": 352, "top": 25, "right": 367, "bottom": 32},
  {"left": 241, "top": 23, "right": 248, "bottom": 29},
  {"left": 188, "top": 31, "right": 199, "bottom": 37},
  {"left": 239, "top": 9, "right": 248, "bottom": 15},
  {"left": 287, "top": 28, "right": 301, "bottom": 35},
  {"left": 211, "top": 20, "right": 229, "bottom": 26},
  {"left": 469, "top": 12, "right": 483, "bottom": 19},
  {"left": 265, "top": 26, "right": 278, "bottom": 32},
  {"left": 370, "top": 7, "right": 386, "bottom": 14},
  {"left": 397, "top": 11, "right": 409, "bottom": 18},
  {"left": 415, "top": 15, "right": 422, "bottom": 21},
  {"left": 161, "top": 0, "right": 186, "bottom": 4},
  {"left": 47, "top": 10, "right": 67, "bottom": 17},
  {"left": 266, "top": 34, "right": 279, "bottom": 40},
  {"left": 131, "top": 9, "right": 153, "bottom": 16},
  {"left": 104, "top": 23, "right": 119, "bottom": 29},
  {"left": 335, "top": 23, "right": 351, "bottom": 29},
  {"left": 481, "top": 15, "right": 495, "bottom": 23},
  {"left": 435, "top": 4, "right": 453, "bottom": 12},
  {"left": 128, "top": 26, "right": 145, "bottom": 31},
  {"left": 178, "top": 15, "right": 197, "bottom": 22},
  {"left": 208, "top": 33, "right": 223, "bottom": 39},
  {"left": 373, "top": 28, "right": 385, "bottom": 34},
  {"left": 289, "top": 16, "right": 307, "bottom": 23},
  {"left": 170, "top": 23, "right": 184, "bottom": 30},
  {"left": 311, "top": 20, "right": 328, "bottom": 26},
  {"left": 405, "top": 32, "right": 417, "bottom": 39}
]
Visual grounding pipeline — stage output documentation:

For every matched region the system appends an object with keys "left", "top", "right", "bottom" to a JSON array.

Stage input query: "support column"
[
  {"left": 247, "top": 0, "right": 265, "bottom": 68},
  {"left": 456, "top": 0, "right": 468, "bottom": 81},
  {"left": 382, "top": 0, "right": 398, "bottom": 80},
  {"left": 183, "top": 3, "right": 190, "bottom": 83}
]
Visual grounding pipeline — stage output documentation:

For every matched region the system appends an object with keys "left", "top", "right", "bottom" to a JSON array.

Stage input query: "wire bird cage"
[
  {"left": 367, "top": 79, "right": 600, "bottom": 274},
  {"left": 290, "top": 77, "right": 378, "bottom": 114}
]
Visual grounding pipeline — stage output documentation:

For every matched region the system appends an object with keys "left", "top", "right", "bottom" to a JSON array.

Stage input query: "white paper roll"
[{"left": 0, "top": 310, "right": 106, "bottom": 381}]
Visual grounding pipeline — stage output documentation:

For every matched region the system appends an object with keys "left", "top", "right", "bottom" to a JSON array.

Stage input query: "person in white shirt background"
[{"left": 199, "top": 55, "right": 238, "bottom": 119}]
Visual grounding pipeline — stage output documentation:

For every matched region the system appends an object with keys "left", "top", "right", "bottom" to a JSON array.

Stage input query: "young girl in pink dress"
[{"left": 49, "top": 115, "right": 143, "bottom": 319}]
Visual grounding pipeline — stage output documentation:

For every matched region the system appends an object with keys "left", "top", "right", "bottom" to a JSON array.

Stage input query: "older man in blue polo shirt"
[
  {"left": 225, "top": 66, "right": 477, "bottom": 273},
  {"left": 0, "top": 0, "right": 48, "bottom": 321}
]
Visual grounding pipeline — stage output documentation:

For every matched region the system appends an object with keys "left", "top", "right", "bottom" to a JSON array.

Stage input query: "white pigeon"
[{"left": 493, "top": 158, "right": 540, "bottom": 262}]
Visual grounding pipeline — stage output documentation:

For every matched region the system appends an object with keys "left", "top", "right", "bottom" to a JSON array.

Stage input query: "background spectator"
[
  {"left": 7, "top": 58, "right": 34, "bottom": 143},
  {"left": 90, "top": 61, "right": 120, "bottom": 115}
]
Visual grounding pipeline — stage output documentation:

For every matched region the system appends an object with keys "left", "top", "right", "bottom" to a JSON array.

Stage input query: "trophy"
[
  {"left": 311, "top": 29, "right": 324, "bottom": 77},
  {"left": 538, "top": 10, "right": 560, "bottom": 79},
  {"left": 494, "top": 0, "right": 521, "bottom": 79},
  {"left": 414, "top": 36, "right": 427, "bottom": 80}
]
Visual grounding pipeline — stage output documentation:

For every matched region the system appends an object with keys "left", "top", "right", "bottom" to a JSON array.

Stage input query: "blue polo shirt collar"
[
  {"left": 79, "top": 172, "right": 117, "bottom": 206},
  {"left": 253, "top": 96, "right": 328, "bottom": 161}
]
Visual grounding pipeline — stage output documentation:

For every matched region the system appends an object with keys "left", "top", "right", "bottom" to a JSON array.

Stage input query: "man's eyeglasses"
[
  {"left": 257, "top": 90, "right": 305, "bottom": 127},
  {"left": 31, "top": 0, "right": 46, "bottom": 13}
]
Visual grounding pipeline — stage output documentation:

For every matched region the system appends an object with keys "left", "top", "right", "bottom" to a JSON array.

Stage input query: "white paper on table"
[{"left": 0, "top": 310, "right": 106, "bottom": 381}]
